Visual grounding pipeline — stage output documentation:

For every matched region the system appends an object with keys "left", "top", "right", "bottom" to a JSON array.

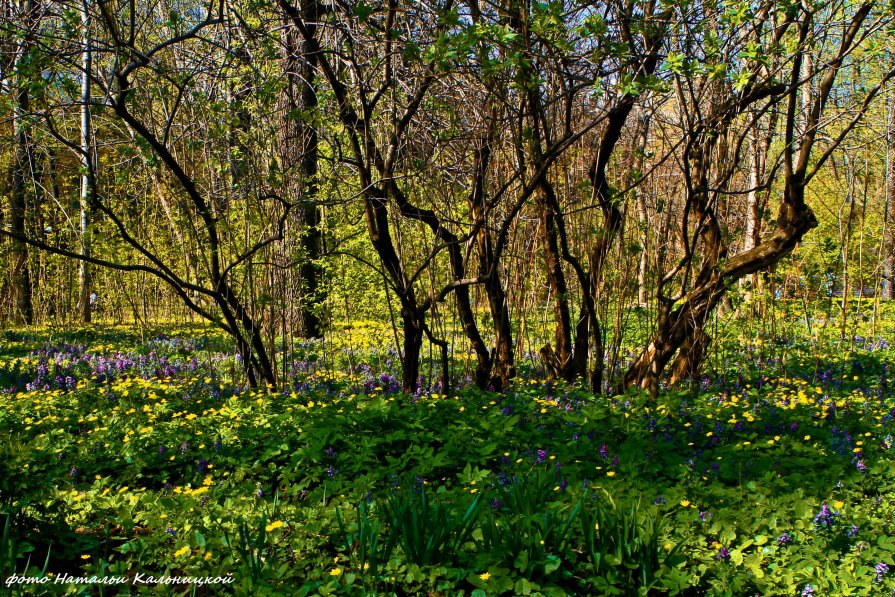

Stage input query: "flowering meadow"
[{"left": 3, "top": 322, "right": 895, "bottom": 596}]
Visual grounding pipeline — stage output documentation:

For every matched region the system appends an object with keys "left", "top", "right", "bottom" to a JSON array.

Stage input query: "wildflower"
[
  {"left": 536, "top": 449, "right": 548, "bottom": 463},
  {"left": 173, "top": 546, "right": 190, "bottom": 558},
  {"left": 265, "top": 521, "right": 285, "bottom": 532},
  {"left": 197, "top": 459, "right": 208, "bottom": 474},
  {"left": 801, "top": 585, "right": 814, "bottom": 596},
  {"left": 165, "top": 527, "right": 177, "bottom": 537},
  {"left": 480, "top": 572, "right": 491, "bottom": 581},
  {"left": 847, "top": 524, "right": 860, "bottom": 538},
  {"left": 814, "top": 503, "right": 840, "bottom": 530},
  {"left": 876, "top": 562, "right": 890, "bottom": 583},
  {"left": 599, "top": 444, "right": 608, "bottom": 459},
  {"left": 699, "top": 511, "right": 711, "bottom": 522},
  {"left": 256, "top": 488, "right": 264, "bottom": 498},
  {"left": 490, "top": 498, "right": 502, "bottom": 510},
  {"left": 776, "top": 532, "right": 792, "bottom": 545},
  {"left": 329, "top": 567, "right": 342, "bottom": 576},
  {"left": 716, "top": 547, "right": 730, "bottom": 560},
  {"left": 653, "top": 496, "right": 667, "bottom": 505}
]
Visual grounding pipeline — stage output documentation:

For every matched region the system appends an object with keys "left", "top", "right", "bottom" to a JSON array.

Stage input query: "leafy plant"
[
  {"left": 0, "top": 514, "right": 51, "bottom": 597},
  {"left": 580, "top": 490, "right": 684, "bottom": 594},
  {"left": 478, "top": 471, "right": 584, "bottom": 579},
  {"left": 335, "top": 499, "right": 397, "bottom": 594},
  {"left": 382, "top": 483, "right": 482, "bottom": 566}
]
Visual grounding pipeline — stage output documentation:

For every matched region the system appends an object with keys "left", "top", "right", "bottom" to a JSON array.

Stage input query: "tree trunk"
[
  {"left": 281, "top": 0, "right": 325, "bottom": 338},
  {"left": 79, "top": 0, "right": 92, "bottom": 323},
  {"left": 536, "top": 184, "right": 574, "bottom": 381},
  {"left": 885, "top": 86, "right": 895, "bottom": 299},
  {"left": 626, "top": 180, "right": 820, "bottom": 393},
  {"left": 9, "top": 0, "right": 36, "bottom": 325}
]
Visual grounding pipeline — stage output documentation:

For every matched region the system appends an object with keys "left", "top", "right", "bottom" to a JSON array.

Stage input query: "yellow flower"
[
  {"left": 80, "top": 554, "right": 91, "bottom": 560},
  {"left": 173, "top": 546, "right": 190, "bottom": 558},
  {"left": 606, "top": 471, "right": 616, "bottom": 477},
  {"left": 680, "top": 500, "right": 691, "bottom": 508},
  {"left": 330, "top": 567, "right": 342, "bottom": 576},
  {"left": 480, "top": 572, "right": 491, "bottom": 581},
  {"left": 265, "top": 521, "right": 285, "bottom": 532},
  {"left": 804, "top": 435, "right": 811, "bottom": 441}
]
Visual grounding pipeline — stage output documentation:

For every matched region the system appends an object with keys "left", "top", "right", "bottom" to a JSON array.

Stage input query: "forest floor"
[{"left": 1, "top": 322, "right": 895, "bottom": 595}]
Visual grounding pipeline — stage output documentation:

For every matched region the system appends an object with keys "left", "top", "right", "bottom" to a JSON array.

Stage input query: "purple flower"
[
  {"left": 197, "top": 459, "right": 208, "bottom": 474},
  {"left": 536, "top": 450, "right": 548, "bottom": 464},
  {"left": 159, "top": 446, "right": 165, "bottom": 455},
  {"left": 856, "top": 460, "right": 867, "bottom": 472},
  {"left": 776, "top": 532, "right": 792, "bottom": 545},
  {"left": 699, "top": 511, "right": 711, "bottom": 522},
  {"left": 490, "top": 498, "right": 503, "bottom": 510},
  {"left": 69, "top": 467, "right": 78, "bottom": 477},
  {"left": 801, "top": 585, "right": 814, "bottom": 596},
  {"left": 599, "top": 444, "right": 608, "bottom": 459},
  {"left": 876, "top": 562, "right": 889, "bottom": 583},
  {"left": 716, "top": 547, "right": 730, "bottom": 560},
  {"left": 256, "top": 488, "right": 264, "bottom": 498},
  {"left": 847, "top": 524, "right": 860, "bottom": 538},
  {"left": 814, "top": 503, "right": 840, "bottom": 530},
  {"left": 165, "top": 527, "right": 177, "bottom": 537},
  {"left": 653, "top": 496, "right": 667, "bottom": 505}
]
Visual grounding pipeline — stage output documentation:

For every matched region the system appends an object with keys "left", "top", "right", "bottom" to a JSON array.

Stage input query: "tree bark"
[
  {"left": 79, "top": 0, "right": 92, "bottom": 323},
  {"left": 281, "top": 0, "right": 325, "bottom": 338},
  {"left": 9, "top": 0, "right": 36, "bottom": 325},
  {"left": 885, "top": 86, "right": 895, "bottom": 299}
]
